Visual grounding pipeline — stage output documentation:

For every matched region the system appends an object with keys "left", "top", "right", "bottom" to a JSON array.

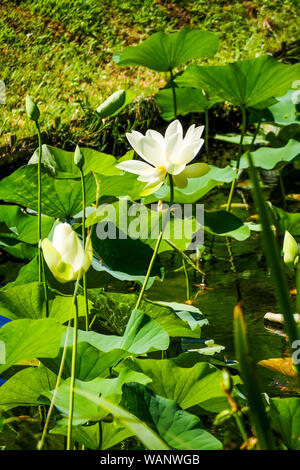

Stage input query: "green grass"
[{"left": 0, "top": 0, "right": 299, "bottom": 148}]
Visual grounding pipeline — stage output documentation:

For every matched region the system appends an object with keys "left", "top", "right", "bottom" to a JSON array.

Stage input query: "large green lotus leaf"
[
  {"left": 96, "top": 89, "right": 136, "bottom": 119},
  {"left": 50, "top": 423, "right": 100, "bottom": 450},
  {"left": 0, "top": 165, "right": 97, "bottom": 219},
  {"left": 119, "top": 358, "right": 237, "bottom": 414},
  {"left": 101, "top": 421, "right": 134, "bottom": 450},
  {"left": 56, "top": 308, "right": 169, "bottom": 356},
  {"left": 86, "top": 200, "right": 203, "bottom": 253},
  {"left": 87, "top": 195, "right": 249, "bottom": 258},
  {"left": 43, "top": 377, "right": 121, "bottom": 425},
  {"left": 269, "top": 205, "right": 300, "bottom": 236},
  {"left": 0, "top": 205, "right": 54, "bottom": 244},
  {"left": 0, "top": 318, "right": 64, "bottom": 374},
  {"left": 4, "top": 258, "right": 38, "bottom": 288},
  {"left": 239, "top": 139, "right": 300, "bottom": 170},
  {"left": 204, "top": 210, "right": 250, "bottom": 241},
  {"left": 261, "top": 90, "right": 300, "bottom": 126},
  {"left": 122, "top": 383, "right": 222, "bottom": 450},
  {"left": 51, "top": 421, "right": 135, "bottom": 450},
  {"left": 95, "top": 171, "right": 146, "bottom": 201},
  {"left": 214, "top": 133, "right": 268, "bottom": 145},
  {"left": 176, "top": 55, "right": 300, "bottom": 109},
  {"left": 150, "top": 301, "right": 208, "bottom": 336},
  {"left": 0, "top": 366, "right": 57, "bottom": 411},
  {"left": 88, "top": 291, "right": 206, "bottom": 339},
  {"left": 43, "top": 368, "right": 150, "bottom": 426},
  {"left": 73, "top": 388, "right": 169, "bottom": 450},
  {"left": 0, "top": 205, "right": 54, "bottom": 260},
  {"left": 90, "top": 228, "right": 164, "bottom": 287},
  {"left": 113, "top": 27, "right": 219, "bottom": 72},
  {"left": 29, "top": 144, "right": 123, "bottom": 178},
  {"left": 155, "top": 87, "right": 221, "bottom": 121},
  {"left": 133, "top": 206, "right": 250, "bottom": 244},
  {"left": 143, "top": 165, "right": 236, "bottom": 203},
  {"left": 270, "top": 397, "right": 300, "bottom": 450},
  {"left": 0, "top": 237, "right": 37, "bottom": 260},
  {"left": 42, "top": 342, "right": 129, "bottom": 381},
  {"left": 51, "top": 421, "right": 132, "bottom": 450},
  {"left": 0, "top": 282, "right": 93, "bottom": 324}
]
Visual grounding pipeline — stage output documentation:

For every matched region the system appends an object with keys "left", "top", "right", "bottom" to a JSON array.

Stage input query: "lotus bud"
[
  {"left": 25, "top": 96, "right": 40, "bottom": 122},
  {"left": 222, "top": 369, "right": 233, "bottom": 394},
  {"left": 41, "top": 222, "right": 92, "bottom": 283},
  {"left": 74, "top": 145, "right": 85, "bottom": 170},
  {"left": 283, "top": 230, "right": 299, "bottom": 269}
]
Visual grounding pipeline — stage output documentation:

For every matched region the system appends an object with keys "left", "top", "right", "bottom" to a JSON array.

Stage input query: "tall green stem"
[
  {"left": 36, "top": 122, "right": 42, "bottom": 283},
  {"left": 67, "top": 293, "right": 79, "bottom": 450},
  {"left": 38, "top": 277, "right": 80, "bottom": 450},
  {"left": 169, "top": 173, "right": 174, "bottom": 205},
  {"left": 226, "top": 106, "right": 247, "bottom": 212},
  {"left": 36, "top": 122, "right": 49, "bottom": 316},
  {"left": 169, "top": 69, "right": 177, "bottom": 119},
  {"left": 205, "top": 108, "right": 209, "bottom": 157},
  {"left": 134, "top": 174, "right": 175, "bottom": 310},
  {"left": 80, "top": 169, "right": 89, "bottom": 331},
  {"left": 164, "top": 238, "right": 204, "bottom": 276},
  {"left": 135, "top": 231, "right": 163, "bottom": 311},
  {"left": 41, "top": 253, "right": 49, "bottom": 317},
  {"left": 182, "top": 256, "right": 190, "bottom": 301}
]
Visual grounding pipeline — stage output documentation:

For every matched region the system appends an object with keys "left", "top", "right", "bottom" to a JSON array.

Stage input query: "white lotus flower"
[
  {"left": 116, "top": 120, "right": 209, "bottom": 196},
  {"left": 42, "top": 223, "right": 93, "bottom": 283}
]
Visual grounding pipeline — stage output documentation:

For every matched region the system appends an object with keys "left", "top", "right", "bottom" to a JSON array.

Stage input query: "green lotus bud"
[
  {"left": 222, "top": 369, "right": 233, "bottom": 393},
  {"left": 213, "top": 409, "right": 232, "bottom": 427},
  {"left": 41, "top": 223, "right": 92, "bottom": 283},
  {"left": 74, "top": 145, "right": 85, "bottom": 170},
  {"left": 25, "top": 96, "right": 40, "bottom": 122},
  {"left": 283, "top": 230, "right": 299, "bottom": 268}
]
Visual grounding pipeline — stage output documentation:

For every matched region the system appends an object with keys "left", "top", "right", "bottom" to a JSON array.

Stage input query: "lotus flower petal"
[
  {"left": 42, "top": 223, "right": 92, "bottom": 283},
  {"left": 120, "top": 119, "right": 206, "bottom": 196}
]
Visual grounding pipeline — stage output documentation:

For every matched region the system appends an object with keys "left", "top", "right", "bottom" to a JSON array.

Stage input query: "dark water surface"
[{"left": 148, "top": 229, "right": 298, "bottom": 395}]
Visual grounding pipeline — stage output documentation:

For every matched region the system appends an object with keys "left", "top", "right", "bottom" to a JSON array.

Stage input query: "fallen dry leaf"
[{"left": 258, "top": 357, "right": 298, "bottom": 377}]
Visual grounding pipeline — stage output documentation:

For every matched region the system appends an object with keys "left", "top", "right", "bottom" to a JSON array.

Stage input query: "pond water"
[
  {"left": 147, "top": 182, "right": 300, "bottom": 397},
  {"left": 148, "top": 232, "right": 299, "bottom": 396}
]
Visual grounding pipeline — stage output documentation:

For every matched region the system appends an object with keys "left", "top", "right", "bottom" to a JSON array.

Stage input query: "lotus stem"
[
  {"left": 80, "top": 168, "right": 89, "bottom": 331},
  {"left": 36, "top": 122, "right": 49, "bottom": 316},
  {"left": 169, "top": 173, "right": 174, "bottom": 206},
  {"left": 164, "top": 239, "right": 205, "bottom": 276},
  {"left": 182, "top": 256, "right": 190, "bottom": 301},
  {"left": 67, "top": 292, "right": 79, "bottom": 450},
  {"left": 250, "top": 111, "right": 262, "bottom": 150},
  {"left": 41, "top": 251, "right": 49, "bottom": 318},
  {"left": 36, "top": 122, "right": 42, "bottom": 283},
  {"left": 135, "top": 230, "right": 163, "bottom": 311},
  {"left": 226, "top": 106, "right": 247, "bottom": 212},
  {"left": 205, "top": 108, "right": 209, "bottom": 157},
  {"left": 169, "top": 68, "right": 177, "bottom": 119},
  {"left": 37, "top": 277, "right": 80, "bottom": 450}
]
